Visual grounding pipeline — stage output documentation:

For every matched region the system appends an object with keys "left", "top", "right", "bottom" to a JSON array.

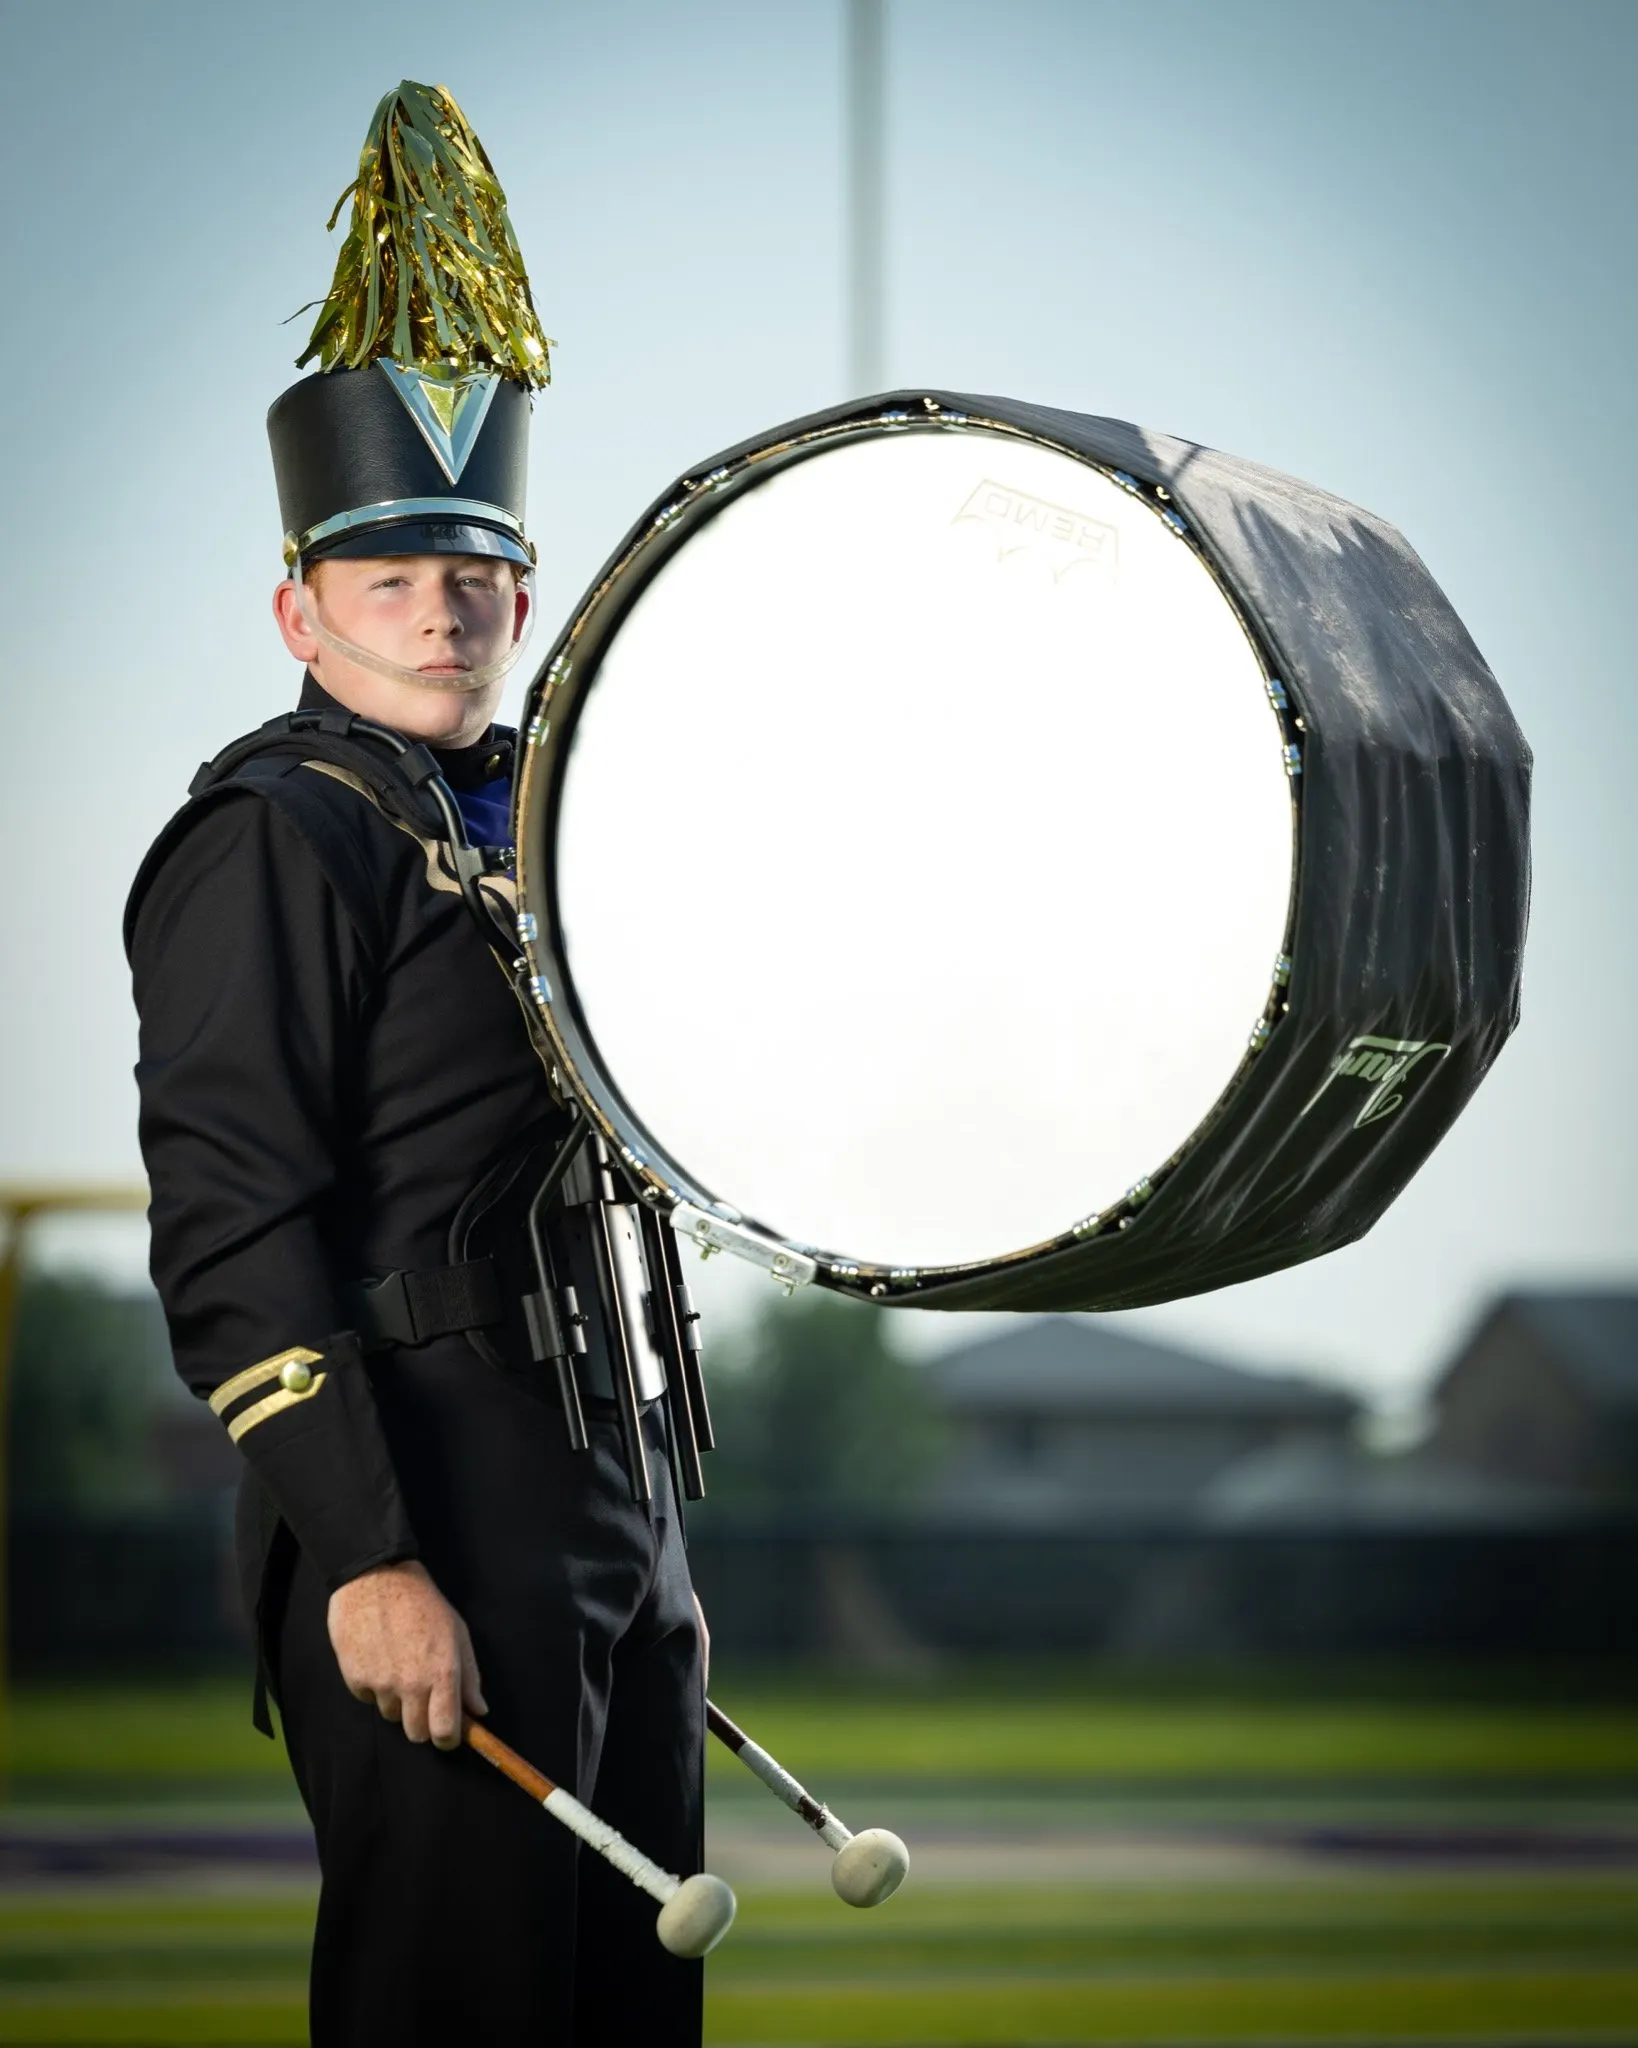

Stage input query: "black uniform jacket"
[{"left": 125, "top": 680, "right": 570, "bottom": 1635}]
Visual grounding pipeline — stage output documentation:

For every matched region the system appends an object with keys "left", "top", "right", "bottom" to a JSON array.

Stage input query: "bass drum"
[{"left": 513, "top": 392, "right": 1529, "bottom": 1311}]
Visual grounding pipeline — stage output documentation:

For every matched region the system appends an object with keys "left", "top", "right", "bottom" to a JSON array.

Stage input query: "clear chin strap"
[{"left": 291, "top": 562, "right": 536, "bottom": 695}]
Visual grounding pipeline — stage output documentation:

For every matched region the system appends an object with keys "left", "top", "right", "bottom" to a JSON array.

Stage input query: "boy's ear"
[{"left": 272, "top": 577, "right": 320, "bottom": 662}]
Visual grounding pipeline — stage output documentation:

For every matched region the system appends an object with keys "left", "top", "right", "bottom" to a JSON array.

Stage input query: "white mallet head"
[
  {"left": 831, "top": 1828, "right": 910, "bottom": 1908},
  {"left": 656, "top": 1872, "right": 737, "bottom": 1957}
]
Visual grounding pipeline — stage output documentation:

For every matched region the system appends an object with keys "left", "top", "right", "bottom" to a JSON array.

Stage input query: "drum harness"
[{"left": 188, "top": 706, "right": 712, "bottom": 1508}]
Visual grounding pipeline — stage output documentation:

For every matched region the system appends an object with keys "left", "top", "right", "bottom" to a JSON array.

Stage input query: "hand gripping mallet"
[
  {"left": 465, "top": 1721, "right": 736, "bottom": 1957},
  {"left": 706, "top": 1700, "right": 909, "bottom": 1907}
]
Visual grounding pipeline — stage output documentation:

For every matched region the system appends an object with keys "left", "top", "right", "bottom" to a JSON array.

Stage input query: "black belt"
[
  {"left": 345, "top": 1248, "right": 664, "bottom": 1425},
  {"left": 346, "top": 1259, "right": 504, "bottom": 1350}
]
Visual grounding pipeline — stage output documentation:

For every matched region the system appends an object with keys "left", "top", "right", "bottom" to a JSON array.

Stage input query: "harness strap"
[{"left": 347, "top": 1258, "right": 505, "bottom": 1350}]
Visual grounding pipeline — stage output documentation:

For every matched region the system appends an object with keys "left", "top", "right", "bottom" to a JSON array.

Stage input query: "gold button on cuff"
[
  {"left": 209, "top": 1346, "right": 324, "bottom": 1418},
  {"left": 280, "top": 1358, "right": 315, "bottom": 1393},
  {"left": 226, "top": 1373, "right": 329, "bottom": 1444}
]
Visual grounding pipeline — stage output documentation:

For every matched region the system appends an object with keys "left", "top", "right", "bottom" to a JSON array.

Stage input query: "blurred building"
[
  {"left": 1423, "top": 1290, "right": 1638, "bottom": 1502},
  {"left": 920, "top": 1316, "right": 1357, "bottom": 1523},
  {"left": 696, "top": 1304, "right": 1638, "bottom": 1665},
  {"left": 1198, "top": 1430, "right": 1581, "bottom": 1527},
  {"left": 1105, "top": 1292, "right": 1637, "bottom": 1531},
  {"left": 18, "top": 1282, "right": 1638, "bottom": 1672}
]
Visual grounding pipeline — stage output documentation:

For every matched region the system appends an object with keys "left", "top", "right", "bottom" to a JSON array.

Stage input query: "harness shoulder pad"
[{"left": 125, "top": 752, "right": 397, "bottom": 965}]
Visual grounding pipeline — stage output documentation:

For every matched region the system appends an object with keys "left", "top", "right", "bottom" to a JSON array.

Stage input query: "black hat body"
[{"left": 269, "top": 363, "right": 532, "bottom": 568}]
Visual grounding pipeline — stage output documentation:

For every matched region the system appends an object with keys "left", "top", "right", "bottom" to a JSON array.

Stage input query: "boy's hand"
[{"left": 328, "top": 1560, "right": 487, "bottom": 1750}]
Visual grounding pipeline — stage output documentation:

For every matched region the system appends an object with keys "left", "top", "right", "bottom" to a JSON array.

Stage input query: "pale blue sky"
[{"left": 2, "top": 0, "right": 1633, "bottom": 1405}]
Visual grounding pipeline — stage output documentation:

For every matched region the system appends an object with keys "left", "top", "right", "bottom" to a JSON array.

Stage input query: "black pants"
[{"left": 274, "top": 1404, "right": 704, "bottom": 2046}]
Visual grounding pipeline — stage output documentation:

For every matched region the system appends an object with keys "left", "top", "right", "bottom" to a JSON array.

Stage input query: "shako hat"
[{"left": 270, "top": 81, "right": 551, "bottom": 570}]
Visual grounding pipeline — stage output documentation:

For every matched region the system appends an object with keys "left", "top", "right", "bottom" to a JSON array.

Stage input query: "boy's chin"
[
  {"left": 402, "top": 683, "right": 486, "bottom": 736},
  {"left": 317, "top": 662, "right": 498, "bottom": 743}
]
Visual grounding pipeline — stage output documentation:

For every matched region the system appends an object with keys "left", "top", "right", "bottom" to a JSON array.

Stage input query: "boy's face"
[{"left": 272, "top": 552, "right": 530, "bottom": 747}]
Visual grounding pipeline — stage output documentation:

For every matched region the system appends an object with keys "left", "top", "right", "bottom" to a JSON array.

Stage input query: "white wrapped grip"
[
  {"left": 736, "top": 1737, "right": 852, "bottom": 1849},
  {"left": 543, "top": 1787, "right": 677, "bottom": 1903}
]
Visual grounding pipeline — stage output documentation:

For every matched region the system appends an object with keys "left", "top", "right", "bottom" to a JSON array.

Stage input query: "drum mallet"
[
  {"left": 466, "top": 1721, "right": 736, "bottom": 1957},
  {"left": 706, "top": 1699, "right": 909, "bottom": 1907}
]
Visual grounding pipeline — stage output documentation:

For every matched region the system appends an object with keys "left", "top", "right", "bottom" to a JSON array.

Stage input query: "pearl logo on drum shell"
[
  {"left": 954, "top": 478, "right": 1119, "bottom": 585},
  {"left": 1301, "top": 1036, "right": 1453, "bottom": 1130}
]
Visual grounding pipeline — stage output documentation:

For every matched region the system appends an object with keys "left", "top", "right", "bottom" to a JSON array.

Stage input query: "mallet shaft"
[
  {"left": 706, "top": 1699, "right": 851, "bottom": 1850},
  {"left": 467, "top": 1720, "right": 554, "bottom": 1802},
  {"left": 465, "top": 1722, "right": 679, "bottom": 1904}
]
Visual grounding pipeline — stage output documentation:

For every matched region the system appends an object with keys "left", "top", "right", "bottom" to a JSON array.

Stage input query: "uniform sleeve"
[{"left": 129, "top": 790, "right": 417, "bottom": 1590}]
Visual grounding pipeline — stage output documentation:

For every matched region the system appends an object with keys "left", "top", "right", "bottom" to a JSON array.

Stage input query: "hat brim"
[{"left": 307, "top": 518, "right": 532, "bottom": 568}]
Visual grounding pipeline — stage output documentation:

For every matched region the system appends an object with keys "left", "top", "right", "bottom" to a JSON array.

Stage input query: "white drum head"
[{"left": 552, "top": 427, "right": 1295, "bottom": 1271}]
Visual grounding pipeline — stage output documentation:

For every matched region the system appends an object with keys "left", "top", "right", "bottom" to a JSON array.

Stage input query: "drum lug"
[{"left": 670, "top": 1203, "right": 817, "bottom": 1293}]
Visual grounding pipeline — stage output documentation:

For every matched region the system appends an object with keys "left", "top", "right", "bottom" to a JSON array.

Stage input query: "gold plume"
[{"left": 294, "top": 81, "right": 552, "bottom": 387}]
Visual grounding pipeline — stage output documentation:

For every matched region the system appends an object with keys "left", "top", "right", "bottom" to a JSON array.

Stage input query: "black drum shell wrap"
[{"left": 526, "top": 391, "right": 1532, "bottom": 1313}]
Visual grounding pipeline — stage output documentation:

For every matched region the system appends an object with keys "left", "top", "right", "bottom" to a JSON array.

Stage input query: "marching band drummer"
[{"left": 125, "top": 83, "right": 710, "bottom": 2045}]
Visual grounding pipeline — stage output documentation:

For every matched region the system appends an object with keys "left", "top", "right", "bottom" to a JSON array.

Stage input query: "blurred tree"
[
  {"left": 697, "top": 1289, "right": 945, "bottom": 1521},
  {"left": 8, "top": 1273, "right": 170, "bottom": 1514}
]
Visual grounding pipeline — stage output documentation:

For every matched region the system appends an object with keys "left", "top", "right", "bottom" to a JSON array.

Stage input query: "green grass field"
[
  {"left": 2, "top": 1675, "right": 1634, "bottom": 2045},
  {"left": 0, "top": 1879, "right": 1634, "bottom": 2045},
  {"left": 13, "top": 1672, "right": 1638, "bottom": 1789}
]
